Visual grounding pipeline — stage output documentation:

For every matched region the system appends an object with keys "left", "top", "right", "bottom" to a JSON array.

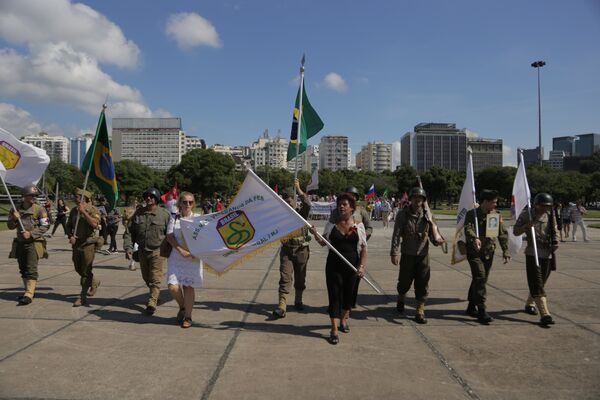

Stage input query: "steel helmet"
[
  {"left": 142, "top": 187, "right": 161, "bottom": 202},
  {"left": 22, "top": 185, "right": 40, "bottom": 197},
  {"left": 409, "top": 187, "right": 427, "bottom": 199},
  {"left": 534, "top": 193, "right": 553, "bottom": 206},
  {"left": 345, "top": 186, "right": 360, "bottom": 198}
]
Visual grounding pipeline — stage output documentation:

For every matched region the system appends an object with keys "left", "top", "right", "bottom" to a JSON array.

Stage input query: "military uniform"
[
  {"left": 66, "top": 196, "right": 101, "bottom": 306},
  {"left": 7, "top": 201, "right": 49, "bottom": 304},
  {"left": 464, "top": 207, "right": 509, "bottom": 316},
  {"left": 123, "top": 205, "right": 171, "bottom": 310}
]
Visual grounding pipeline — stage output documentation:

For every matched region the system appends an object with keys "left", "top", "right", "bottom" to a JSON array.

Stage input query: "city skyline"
[{"left": 1, "top": 0, "right": 599, "bottom": 167}]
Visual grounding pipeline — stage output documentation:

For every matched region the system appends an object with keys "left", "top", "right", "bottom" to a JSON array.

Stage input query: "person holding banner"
[
  {"left": 464, "top": 189, "right": 510, "bottom": 324},
  {"left": 273, "top": 179, "right": 312, "bottom": 318},
  {"left": 166, "top": 192, "right": 203, "bottom": 328},
  {"left": 513, "top": 193, "right": 558, "bottom": 326},
  {"left": 7, "top": 185, "right": 50, "bottom": 305},
  {"left": 312, "top": 193, "right": 368, "bottom": 345}
]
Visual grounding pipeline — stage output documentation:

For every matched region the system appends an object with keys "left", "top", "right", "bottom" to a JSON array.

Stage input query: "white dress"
[{"left": 166, "top": 213, "right": 204, "bottom": 288}]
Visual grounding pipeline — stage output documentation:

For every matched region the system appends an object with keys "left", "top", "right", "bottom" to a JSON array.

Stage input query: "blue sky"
[{"left": 1, "top": 0, "right": 599, "bottom": 166}]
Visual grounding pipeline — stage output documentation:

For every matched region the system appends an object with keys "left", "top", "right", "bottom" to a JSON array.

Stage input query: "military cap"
[
  {"left": 534, "top": 193, "right": 553, "bottom": 206},
  {"left": 76, "top": 188, "right": 93, "bottom": 199}
]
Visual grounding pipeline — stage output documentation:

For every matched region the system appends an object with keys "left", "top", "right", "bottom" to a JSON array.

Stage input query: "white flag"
[
  {"left": 0, "top": 127, "right": 50, "bottom": 187},
  {"left": 508, "top": 151, "right": 532, "bottom": 256},
  {"left": 451, "top": 148, "right": 476, "bottom": 264},
  {"left": 306, "top": 168, "right": 319, "bottom": 192},
  {"left": 180, "top": 169, "right": 307, "bottom": 275}
]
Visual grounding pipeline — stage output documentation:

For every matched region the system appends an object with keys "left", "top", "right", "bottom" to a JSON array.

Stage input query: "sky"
[{"left": 1, "top": 0, "right": 599, "bottom": 167}]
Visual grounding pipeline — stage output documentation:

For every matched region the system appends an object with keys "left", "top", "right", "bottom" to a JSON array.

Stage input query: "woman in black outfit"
[
  {"left": 312, "top": 193, "right": 368, "bottom": 345},
  {"left": 51, "top": 198, "right": 69, "bottom": 236}
]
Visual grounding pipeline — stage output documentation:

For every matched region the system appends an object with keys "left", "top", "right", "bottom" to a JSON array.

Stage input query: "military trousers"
[
  {"left": 16, "top": 241, "right": 39, "bottom": 280},
  {"left": 72, "top": 243, "right": 96, "bottom": 296},
  {"left": 139, "top": 249, "right": 164, "bottom": 289},
  {"left": 397, "top": 254, "right": 430, "bottom": 302},
  {"left": 278, "top": 245, "right": 309, "bottom": 295},
  {"left": 467, "top": 256, "right": 494, "bottom": 306},
  {"left": 525, "top": 255, "right": 552, "bottom": 297}
]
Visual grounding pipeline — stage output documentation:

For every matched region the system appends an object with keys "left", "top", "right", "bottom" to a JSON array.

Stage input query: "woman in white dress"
[{"left": 166, "top": 192, "right": 203, "bottom": 328}]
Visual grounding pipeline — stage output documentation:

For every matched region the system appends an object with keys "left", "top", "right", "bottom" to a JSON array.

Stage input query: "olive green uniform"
[
  {"left": 390, "top": 206, "right": 435, "bottom": 303},
  {"left": 66, "top": 204, "right": 101, "bottom": 300},
  {"left": 464, "top": 208, "right": 509, "bottom": 307},
  {"left": 123, "top": 206, "right": 171, "bottom": 308}
]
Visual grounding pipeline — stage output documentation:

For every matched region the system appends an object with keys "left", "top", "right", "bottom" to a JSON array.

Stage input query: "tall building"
[
  {"left": 21, "top": 132, "right": 69, "bottom": 163},
  {"left": 319, "top": 136, "right": 349, "bottom": 171},
  {"left": 249, "top": 130, "right": 289, "bottom": 169},
  {"left": 185, "top": 136, "right": 206, "bottom": 153},
  {"left": 400, "top": 123, "right": 467, "bottom": 172},
  {"left": 70, "top": 133, "right": 94, "bottom": 168},
  {"left": 112, "top": 118, "right": 188, "bottom": 171},
  {"left": 467, "top": 137, "right": 503, "bottom": 173},
  {"left": 522, "top": 146, "right": 543, "bottom": 167},
  {"left": 356, "top": 141, "right": 392, "bottom": 173},
  {"left": 545, "top": 150, "right": 566, "bottom": 170},
  {"left": 553, "top": 133, "right": 600, "bottom": 157}
]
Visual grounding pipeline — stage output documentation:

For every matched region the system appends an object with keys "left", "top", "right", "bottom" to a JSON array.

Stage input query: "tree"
[
  {"left": 44, "top": 159, "right": 84, "bottom": 198},
  {"left": 475, "top": 166, "right": 517, "bottom": 207},
  {"left": 115, "top": 160, "right": 162, "bottom": 204},
  {"left": 421, "top": 165, "right": 450, "bottom": 208},
  {"left": 393, "top": 165, "right": 418, "bottom": 196},
  {"left": 580, "top": 151, "right": 600, "bottom": 174}
]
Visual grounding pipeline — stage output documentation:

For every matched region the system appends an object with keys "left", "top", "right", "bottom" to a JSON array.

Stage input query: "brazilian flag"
[
  {"left": 286, "top": 84, "right": 324, "bottom": 161},
  {"left": 82, "top": 109, "right": 118, "bottom": 210}
]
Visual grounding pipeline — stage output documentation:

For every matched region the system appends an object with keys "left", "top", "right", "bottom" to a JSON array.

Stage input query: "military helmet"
[
  {"left": 345, "top": 186, "right": 360, "bottom": 198},
  {"left": 22, "top": 185, "right": 40, "bottom": 197},
  {"left": 409, "top": 187, "right": 427, "bottom": 199},
  {"left": 143, "top": 187, "right": 161, "bottom": 202},
  {"left": 534, "top": 193, "right": 553, "bottom": 206}
]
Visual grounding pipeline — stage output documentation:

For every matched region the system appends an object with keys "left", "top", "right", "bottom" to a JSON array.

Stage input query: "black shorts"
[{"left": 562, "top": 218, "right": 571, "bottom": 224}]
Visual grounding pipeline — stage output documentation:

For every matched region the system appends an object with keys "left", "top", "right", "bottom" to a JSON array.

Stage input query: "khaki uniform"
[
  {"left": 464, "top": 208, "right": 509, "bottom": 307},
  {"left": 391, "top": 206, "right": 435, "bottom": 303},
  {"left": 66, "top": 204, "right": 101, "bottom": 299},
  {"left": 7, "top": 202, "right": 49, "bottom": 301},
  {"left": 123, "top": 206, "right": 171, "bottom": 307}
]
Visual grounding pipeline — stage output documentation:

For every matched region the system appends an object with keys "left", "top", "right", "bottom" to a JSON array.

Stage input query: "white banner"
[
  {"left": 451, "top": 149, "right": 476, "bottom": 264},
  {"left": 0, "top": 127, "right": 50, "bottom": 187},
  {"left": 306, "top": 168, "right": 319, "bottom": 192},
  {"left": 508, "top": 151, "right": 532, "bottom": 256},
  {"left": 180, "top": 169, "right": 307, "bottom": 275},
  {"left": 308, "top": 201, "right": 336, "bottom": 216}
]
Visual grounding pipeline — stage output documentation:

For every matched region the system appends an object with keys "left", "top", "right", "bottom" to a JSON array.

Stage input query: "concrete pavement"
[{"left": 1, "top": 220, "right": 599, "bottom": 399}]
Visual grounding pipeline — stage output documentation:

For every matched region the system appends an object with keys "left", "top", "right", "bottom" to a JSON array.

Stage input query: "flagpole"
[
  {"left": 246, "top": 168, "right": 381, "bottom": 293},
  {"left": 467, "top": 148, "right": 480, "bottom": 238},
  {"left": 0, "top": 172, "right": 25, "bottom": 231},
  {"left": 519, "top": 150, "right": 540, "bottom": 267},
  {"left": 293, "top": 54, "right": 305, "bottom": 198}
]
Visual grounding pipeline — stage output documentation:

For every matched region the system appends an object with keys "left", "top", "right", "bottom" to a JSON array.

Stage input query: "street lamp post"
[{"left": 531, "top": 60, "right": 546, "bottom": 166}]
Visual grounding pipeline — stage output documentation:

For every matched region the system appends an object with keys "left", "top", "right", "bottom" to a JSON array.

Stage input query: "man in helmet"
[
  {"left": 513, "top": 193, "right": 559, "bottom": 326},
  {"left": 7, "top": 185, "right": 49, "bottom": 305},
  {"left": 464, "top": 189, "right": 510, "bottom": 324},
  {"left": 390, "top": 187, "right": 444, "bottom": 324},
  {"left": 66, "top": 188, "right": 101, "bottom": 307},
  {"left": 123, "top": 187, "right": 171, "bottom": 315}
]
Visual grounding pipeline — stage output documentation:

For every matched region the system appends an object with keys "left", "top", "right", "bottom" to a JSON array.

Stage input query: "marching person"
[
  {"left": 570, "top": 200, "right": 589, "bottom": 242},
  {"left": 311, "top": 193, "right": 368, "bottom": 345},
  {"left": 390, "top": 187, "right": 444, "bottom": 324},
  {"left": 65, "top": 188, "right": 101, "bottom": 307},
  {"left": 106, "top": 208, "right": 121, "bottom": 253},
  {"left": 272, "top": 179, "right": 312, "bottom": 318},
  {"left": 464, "top": 189, "right": 510, "bottom": 324},
  {"left": 51, "top": 198, "right": 69, "bottom": 236},
  {"left": 7, "top": 185, "right": 49, "bottom": 305},
  {"left": 513, "top": 193, "right": 558, "bottom": 326},
  {"left": 166, "top": 192, "right": 203, "bottom": 328},
  {"left": 121, "top": 199, "right": 138, "bottom": 270},
  {"left": 123, "top": 187, "right": 171, "bottom": 315}
]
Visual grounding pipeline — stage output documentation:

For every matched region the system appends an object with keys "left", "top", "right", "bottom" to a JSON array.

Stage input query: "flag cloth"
[
  {"left": 366, "top": 184, "right": 376, "bottom": 199},
  {"left": 508, "top": 152, "right": 532, "bottom": 256},
  {"left": 82, "top": 109, "right": 118, "bottom": 210},
  {"left": 0, "top": 127, "right": 50, "bottom": 187},
  {"left": 179, "top": 169, "right": 308, "bottom": 275},
  {"left": 286, "top": 84, "right": 324, "bottom": 161},
  {"left": 382, "top": 188, "right": 389, "bottom": 199},
  {"left": 306, "top": 168, "right": 319, "bottom": 192},
  {"left": 161, "top": 183, "right": 178, "bottom": 204},
  {"left": 451, "top": 149, "right": 476, "bottom": 264}
]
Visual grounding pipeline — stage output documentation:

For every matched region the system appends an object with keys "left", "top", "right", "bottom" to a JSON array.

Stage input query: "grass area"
[
  {"left": 433, "top": 208, "right": 513, "bottom": 219},
  {"left": 589, "top": 224, "right": 600, "bottom": 229}
]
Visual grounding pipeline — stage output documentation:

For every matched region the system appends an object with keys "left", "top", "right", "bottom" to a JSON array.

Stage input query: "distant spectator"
[{"left": 570, "top": 201, "right": 589, "bottom": 242}]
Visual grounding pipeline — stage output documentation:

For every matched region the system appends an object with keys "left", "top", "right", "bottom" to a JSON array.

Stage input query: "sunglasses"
[{"left": 181, "top": 200, "right": 194, "bottom": 205}]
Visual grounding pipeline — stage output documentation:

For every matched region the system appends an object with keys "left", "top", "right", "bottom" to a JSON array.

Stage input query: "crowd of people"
[{"left": 5, "top": 182, "right": 593, "bottom": 342}]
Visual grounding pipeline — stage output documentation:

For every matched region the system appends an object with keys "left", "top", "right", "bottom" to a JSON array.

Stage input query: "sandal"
[
  {"left": 329, "top": 332, "right": 339, "bottom": 345},
  {"left": 340, "top": 321, "right": 350, "bottom": 333},
  {"left": 181, "top": 317, "right": 192, "bottom": 329},
  {"left": 176, "top": 308, "right": 185, "bottom": 324}
]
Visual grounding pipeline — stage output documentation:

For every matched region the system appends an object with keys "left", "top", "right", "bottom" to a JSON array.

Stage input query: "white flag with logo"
[
  {"left": 180, "top": 169, "right": 308, "bottom": 275},
  {"left": 451, "top": 149, "right": 476, "bottom": 264},
  {"left": 306, "top": 168, "right": 319, "bottom": 192},
  {"left": 0, "top": 127, "right": 50, "bottom": 187},
  {"left": 508, "top": 152, "right": 532, "bottom": 256}
]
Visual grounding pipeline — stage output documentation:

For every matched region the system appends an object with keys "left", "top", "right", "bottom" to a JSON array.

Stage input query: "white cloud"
[
  {"left": 323, "top": 72, "right": 348, "bottom": 93},
  {"left": 0, "top": 0, "right": 140, "bottom": 68},
  {"left": 503, "top": 144, "right": 517, "bottom": 167},
  {"left": 166, "top": 12, "right": 222, "bottom": 50},
  {"left": 0, "top": 103, "right": 42, "bottom": 136}
]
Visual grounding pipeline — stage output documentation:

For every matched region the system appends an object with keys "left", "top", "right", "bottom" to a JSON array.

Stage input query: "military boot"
[
  {"left": 477, "top": 304, "right": 493, "bottom": 324},
  {"left": 17, "top": 278, "right": 27, "bottom": 302},
  {"left": 465, "top": 302, "right": 478, "bottom": 318},
  {"left": 535, "top": 296, "right": 554, "bottom": 326},
  {"left": 414, "top": 301, "right": 427, "bottom": 324},
  {"left": 396, "top": 295, "right": 405, "bottom": 313},
  {"left": 524, "top": 295, "right": 537, "bottom": 315},
  {"left": 88, "top": 278, "right": 101, "bottom": 297},
  {"left": 294, "top": 290, "right": 305, "bottom": 311},
  {"left": 272, "top": 293, "right": 287, "bottom": 318},
  {"left": 73, "top": 294, "right": 89, "bottom": 307},
  {"left": 146, "top": 287, "right": 161, "bottom": 315},
  {"left": 18, "top": 279, "right": 37, "bottom": 305}
]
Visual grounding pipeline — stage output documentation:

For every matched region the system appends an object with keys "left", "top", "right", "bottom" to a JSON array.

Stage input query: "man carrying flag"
[{"left": 161, "top": 183, "right": 178, "bottom": 218}]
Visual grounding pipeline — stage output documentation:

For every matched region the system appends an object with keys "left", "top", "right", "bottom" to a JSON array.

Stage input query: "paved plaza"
[{"left": 1, "top": 220, "right": 599, "bottom": 399}]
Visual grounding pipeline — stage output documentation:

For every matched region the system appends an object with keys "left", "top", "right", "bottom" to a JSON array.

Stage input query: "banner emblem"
[
  {"left": 217, "top": 210, "right": 255, "bottom": 250},
  {"left": 0, "top": 141, "right": 21, "bottom": 169}
]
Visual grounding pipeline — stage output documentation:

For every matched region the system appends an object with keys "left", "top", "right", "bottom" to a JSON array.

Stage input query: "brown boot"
[
  {"left": 414, "top": 301, "right": 427, "bottom": 324},
  {"left": 294, "top": 290, "right": 304, "bottom": 310},
  {"left": 146, "top": 287, "right": 161, "bottom": 315},
  {"left": 524, "top": 295, "right": 537, "bottom": 315},
  {"left": 88, "top": 279, "right": 101, "bottom": 297},
  {"left": 73, "top": 296, "right": 89, "bottom": 307},
  {"left": 535, "top": 296, "right": 555, "bottom": 326},
  {"left": 18, "top": 279, "right": 37, "bottom": 305},
  {"left": 273, "top": 293, "right": 287, "bottom": 318}
]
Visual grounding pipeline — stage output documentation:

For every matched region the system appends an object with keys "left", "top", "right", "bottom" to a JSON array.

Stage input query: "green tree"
[
  {"left": 475, "top": 166, "right": 517, "bottom": 207},
  {"left": 393, "top": 165, "right": 418, "bottom": 196},
  {"left": 44, "top": 159, "right": 84, "bottom": 198},
  {"left": 115, "top": 159, "right": 162, "bottom": 204}
]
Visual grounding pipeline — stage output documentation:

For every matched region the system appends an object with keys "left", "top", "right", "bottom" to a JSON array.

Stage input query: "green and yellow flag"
[
  {"left": 286, "top": 84, "right": 324, "bottom": 161},
  {"left": 82, "top": 109, "right": 118, "bottom": 210}
]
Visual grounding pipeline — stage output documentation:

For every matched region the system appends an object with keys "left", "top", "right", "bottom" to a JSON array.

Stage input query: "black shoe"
[
  {"left": 294, "top": 302, "right": 305, "bottom": 311},
  {"left": 18, "top": 296, "right": 32, "bottom": 306},
  {"left": 540, "top": 315, "right": 555, "bottom": 326},
  {"left": 524, "top": 305, "right": 538, "bottom": 315},
  {"left": 328, "top": 332, "right": 339, "bottom": 345},
  {"left": 340, "top": 322, "right": 350, "bottom": 333},
  {"left": 466, "top": 303, "right": 478, "bottom": 318},
  {"left": 414, "top": 314, "right": 427, "bottom": 324},
  {"left": 272, "top": 308, "right": 286, "bottom": 318},
  {"left": 396, "top": 301, "right": 405, "bottom": 313},
  {"left": 478, "top": 309, "right": 493, "bottom": 324},
  {"left": 145, "top": 305, "right": 156, "bottom": 316}
]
